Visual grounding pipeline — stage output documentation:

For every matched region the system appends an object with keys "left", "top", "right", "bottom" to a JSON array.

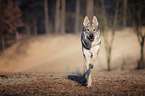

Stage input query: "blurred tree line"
[{"left": 0, "top": 0, "right": 144, "bottom": 69}]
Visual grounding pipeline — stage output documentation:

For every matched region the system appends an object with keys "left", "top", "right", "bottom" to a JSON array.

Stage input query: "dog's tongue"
[
  {"left": 87, "top": 36, "right": 94, "bottom": 41},
  {"left": 90, "top": 38, "right": 94, "bottom": 41}
]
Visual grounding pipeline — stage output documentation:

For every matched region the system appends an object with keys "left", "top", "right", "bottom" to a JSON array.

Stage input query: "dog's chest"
[{"left": 83, "top": 44, "right": 100, "bottom": 58}]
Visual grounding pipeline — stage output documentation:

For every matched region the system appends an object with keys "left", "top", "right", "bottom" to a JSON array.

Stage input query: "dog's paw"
[
  {"left": 89, "top": 64, "right": 93, "bottom": 69},
  {"left": 86, "top": 85, "right": 92, "bottom": 88}
]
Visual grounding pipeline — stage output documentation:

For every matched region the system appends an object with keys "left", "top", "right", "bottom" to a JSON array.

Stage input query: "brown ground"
[
  {"left": 0, "top": 70, "right": 145, "bottom": 96},
  {"left": 0, "top": 28, "right": 145, "bottom": 95}
]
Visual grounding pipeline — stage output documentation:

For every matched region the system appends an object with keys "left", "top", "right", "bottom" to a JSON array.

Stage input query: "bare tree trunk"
[
  {"left": 44, "top": 0, "right": 49, "bottom": 34},
  {"left": 26, "top": 25, "right": 31, "bottom": 37},
  {"left": 2, "top": 35, "right": 5, "bottom": 50},
  {"left": 75, "top": 0, "right": 80, "bottom": 34},
  {"left": 86, "top": 0, "right": 94, "bottom": 19},
  {"left": 123, "top": 0, "right": 127, "bottom": 27},
  {"left": 16, "top": 31, "right": 20, "bottom": 42},
  {"left": 131, "top": 6, "right": 145, "bottom": 69},
  {"left": 102, "top": 0, "right": 120, "bottom": 71},
  {"left": 108, "top": 0, "right": 119, "bottom": 71},
  {"left": 0, "top": 23, "right": 4, "bottom": 51},
  {"left": 34, "top": 18, "right": 37, "bottom": 35},
  {"left": 101, "top": 0, "right": 108, "bottom": 30},
  {"left": 137, "top": 35, "right": 145, "bottom": 69},
  {"left": 61, "top": 0, "right": 65, "bottom": 34},
  {"left": 55, "top": 0, "right": 60, "bottom": 34},
  {"left": 107, "top": 48, "right": 111, "bottom": 71}
]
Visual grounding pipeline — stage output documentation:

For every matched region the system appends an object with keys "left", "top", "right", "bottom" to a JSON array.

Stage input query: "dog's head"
[{"left": 83, "top": 16, "right": 100, "bottom": 42}]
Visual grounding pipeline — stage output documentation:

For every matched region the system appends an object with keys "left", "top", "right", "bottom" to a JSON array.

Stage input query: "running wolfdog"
[{"left": 81, "top": 16, "right": 101, "bottom": 88}]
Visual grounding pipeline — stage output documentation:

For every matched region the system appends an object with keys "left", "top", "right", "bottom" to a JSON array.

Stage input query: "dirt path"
[{"left": 0, "top": 70, "right": 145, "bottom": 95}]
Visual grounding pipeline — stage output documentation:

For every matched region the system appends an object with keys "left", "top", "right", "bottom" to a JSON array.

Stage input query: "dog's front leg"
[
  {"left": 83, "top": 50, "right": 92, "bottom": 88},
  {"left": 87, "top": 67, "right": 92, "bottom": 88},
  {"left": 91, "top": 53, "right": 98, "bottom": 66},
  {"left": 85, "top": 58, "right": 92, "bottom": 88},
  {"left": 90, "top": 45, "right": 100, "bottom": 66}
]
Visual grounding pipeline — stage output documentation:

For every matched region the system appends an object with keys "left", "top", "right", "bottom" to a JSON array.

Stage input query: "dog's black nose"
[
  {"left": 89, "top": 34, "right": 94, "bottom": 40},
  {"left": 87, "top": 33, "right": 94, "bottom": 41},
  {"left": 89, "top": 34, "right": 94, "bottom": 38}
]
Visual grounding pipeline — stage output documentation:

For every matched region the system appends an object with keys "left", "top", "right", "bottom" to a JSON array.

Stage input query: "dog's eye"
[
  {"left": 86, "top": 29, "right": 89, "bottom": 32},
  {"left": 93, "top": 29, "right": 96, "bottom": 32}
]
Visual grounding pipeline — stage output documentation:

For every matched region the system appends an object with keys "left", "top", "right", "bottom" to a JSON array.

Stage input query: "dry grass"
[{"left": 0, "top": 70, "right": 145, "bottom": 95}]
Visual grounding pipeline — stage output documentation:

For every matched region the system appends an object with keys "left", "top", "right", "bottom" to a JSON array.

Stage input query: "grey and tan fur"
[{"left": 81, "top": 16, "right": 101, "bottom": 88}]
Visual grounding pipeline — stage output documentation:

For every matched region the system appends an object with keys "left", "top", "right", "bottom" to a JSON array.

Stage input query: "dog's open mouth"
[
  {"left": 88, "top": 37, "right": 94, "bottom": 42},
  {"left": 90, "top": 38, "right": 94, "bottom": 41},
  {"left": 88, "top": 34, "right": 94, "bottom": 42}
]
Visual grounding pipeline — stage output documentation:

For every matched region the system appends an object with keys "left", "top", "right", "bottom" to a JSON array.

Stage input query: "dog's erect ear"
[
  {"left": 92, "top": 16, "right": 98, "bottom": 26},
  {"left": 83, "top": 16, "right": 90, "bottom": 26}
]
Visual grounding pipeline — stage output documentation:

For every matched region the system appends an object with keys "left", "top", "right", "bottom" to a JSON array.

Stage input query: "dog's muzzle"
[{"left": 88, "top": 34, "right": 94, "bottom": 42}]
